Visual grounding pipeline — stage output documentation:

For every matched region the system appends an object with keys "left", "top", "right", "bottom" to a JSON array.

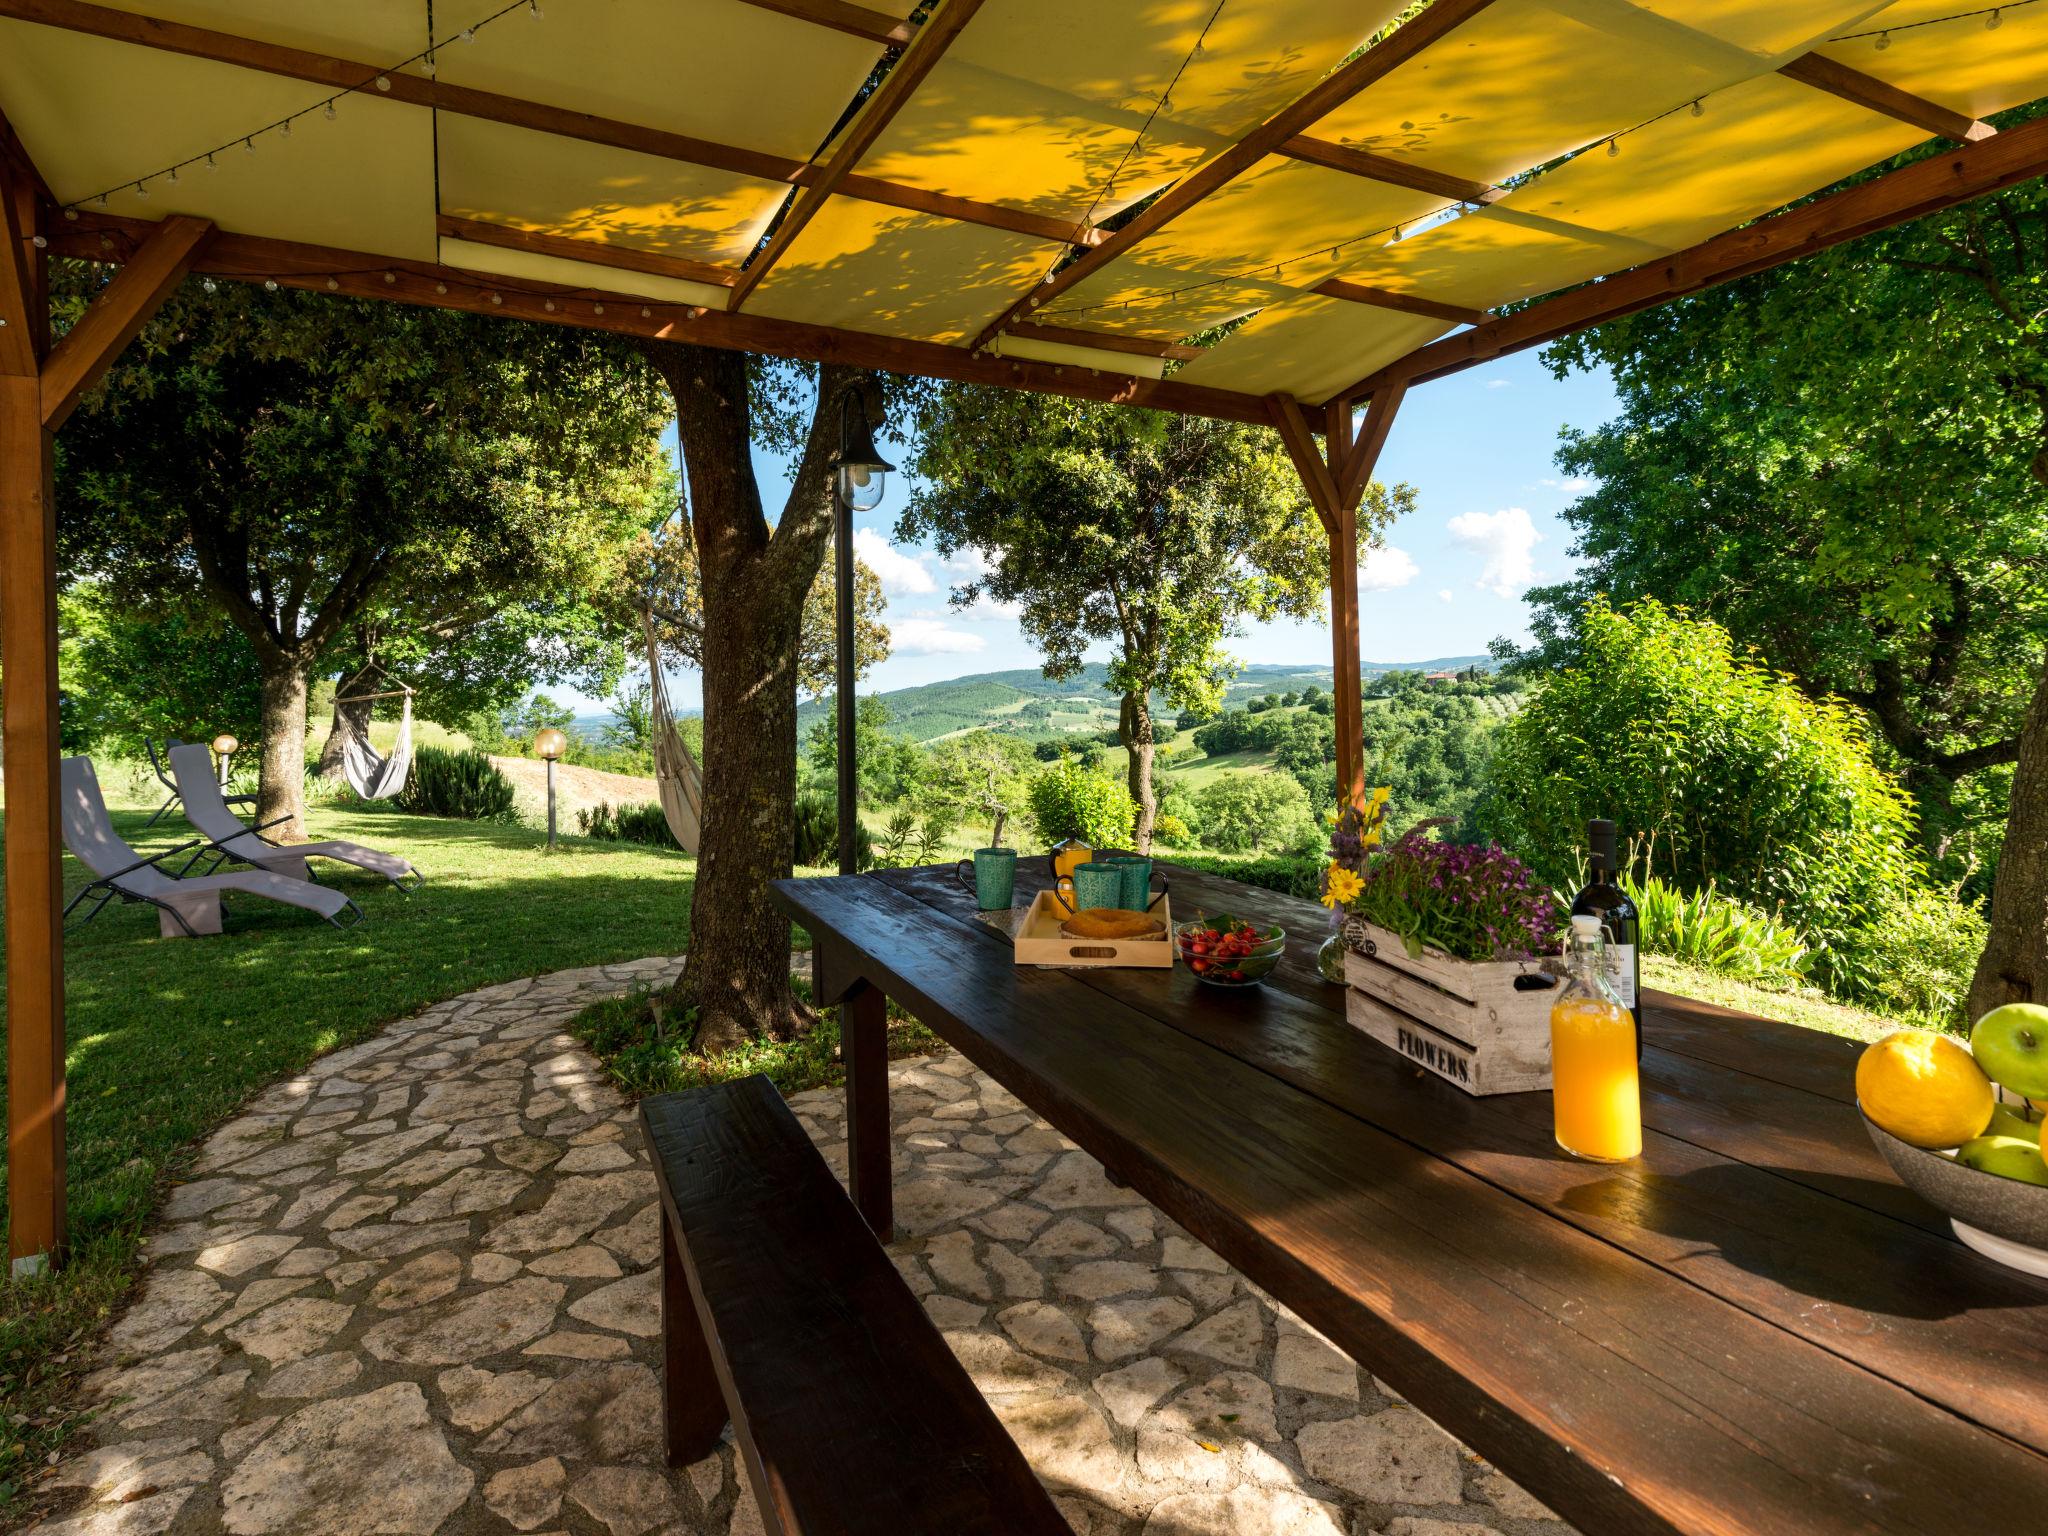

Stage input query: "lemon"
[{"left": 1857, "top": 1031, "right": 1994, "bottom": 1149}]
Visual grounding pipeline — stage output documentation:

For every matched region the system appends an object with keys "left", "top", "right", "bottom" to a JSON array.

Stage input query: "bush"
[
  {"left": 1477, "top": 598, "right": 1919, "bottom": 941},
  {"left": 1194, "top": 771, "right": 1315, "bottom": 854},
  {"left": 793, "top": 790, "right": 874, "bottom": 870},
  {"left": 1821, "top": 885, "right": 1988, "bottom": 1029},
  {"left": 396, "top": 746, "right": 516, "bottom": 821},
  {"left": 1623, "top": 871, "right": 1811, "bottom": 982},
  {"left": 1027, "top": 759, "right": 1137, "bottom": 848},
  {"left": 1168, "top": 852, "right": 1323, "bottom": 902},
  {"left": 578, "top": 800, "right": 677, "bottom": 849}
]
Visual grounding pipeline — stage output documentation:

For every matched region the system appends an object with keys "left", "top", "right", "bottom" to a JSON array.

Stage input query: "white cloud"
[
  {"left": 1485, "top": 377, "right": 1512, "bottom": 390},
  {"left": 852, "top": 528, "right": 935, "bottom": 595},
  {"left": 889, "top": 618, "right": 988, "bottom": 656},
  {"left": 1447, "top": 506, "right": 1543, "bottom": 598},
  {"left": 1438, "top": 588, "right": 1455, "bottom": 604},
  {"left": 1358, "top": 544, "right": 1419, "bottom": 592},
  {"left": 1559, "top": 475, "right": 1594, "bottom": 495}
]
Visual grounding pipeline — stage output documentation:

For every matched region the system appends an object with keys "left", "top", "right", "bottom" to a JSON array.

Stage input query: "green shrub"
[
  {"left": 1027, "top": 760, "right": 1137, "bottom": 848},
  {"left": 1167, "top": 852, "right": 1325, "bottom": 902},
  {"left": 1153, "top": 811, "right": 1193, "bottom": 846},
  {"left": 1820, "top": 885, "right": 1988, "bottom": 1029},
  {"left": 792, "top": 790, "right": 873, "bottom": 870},
  {"left": 396, "top": 746, "right": 516, "bottom": 822},
  {"left": 1622, "top": 872, "right": 1811, "bottom": 982},
  {"left": 1194, "top": 771, "right": 1315, "bottom": 854},
  {"left": 578, "top": 800, "right": 677, "bottom": 849},
  {"left": 1477, "top": 598, "right": 1918, "bottom": 941}
]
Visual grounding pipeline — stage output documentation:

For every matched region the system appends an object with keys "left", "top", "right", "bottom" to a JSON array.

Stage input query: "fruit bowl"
[
  {"left": 1175, "top": 914, "right": 1285, "bottom": 988},
  {"left": 1861, "top": 1096, "right": 2048, "bottom": 1277}
]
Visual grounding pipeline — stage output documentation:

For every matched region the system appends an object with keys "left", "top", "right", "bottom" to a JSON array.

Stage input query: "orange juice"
[{"left": 1550, "top": 996, "right": 1641, "bottom": 1161}]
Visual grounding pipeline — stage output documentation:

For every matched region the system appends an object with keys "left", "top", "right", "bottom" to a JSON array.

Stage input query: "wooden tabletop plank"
[
  {"left": 866, "top": 864, "right": 2048, "bottom": 1454},
  {"left": 774, "top": 873, "right": 2048, "bottom": 1536}
]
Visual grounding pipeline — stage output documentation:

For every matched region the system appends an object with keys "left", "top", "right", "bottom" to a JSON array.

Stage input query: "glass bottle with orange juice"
[{"left": 1550, "top": 915, "right": 1641, "bottom": 1162}]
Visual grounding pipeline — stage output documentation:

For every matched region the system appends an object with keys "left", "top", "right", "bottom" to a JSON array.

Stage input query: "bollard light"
[
  {"left": 533, "top": 728, "right": 567, "bottom": 849},
  {"left": 212, "top": 733, "right": 239, "bottom": 788}
]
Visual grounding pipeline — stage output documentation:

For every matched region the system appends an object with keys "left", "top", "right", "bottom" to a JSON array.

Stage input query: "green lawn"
[{"left": 0, "top": 796, "right": 695, "bottom": 1501}]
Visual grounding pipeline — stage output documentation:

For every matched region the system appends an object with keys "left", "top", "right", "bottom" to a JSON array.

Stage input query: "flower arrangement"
[{"left": 1322, "top": 792, "right": 1556, "bottom": 962}]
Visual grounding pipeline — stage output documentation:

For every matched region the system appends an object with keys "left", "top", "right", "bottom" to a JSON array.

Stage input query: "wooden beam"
[
  {"left": 1779, "top": 54, "right": 1994, "bottom": 145},
  {"left": 1007, "top": 320, "right": 1201, "bottom": 362},
  {"left": 1, "top": 161, "right": 61, "bottom": 1271},
  {"left": 0, "top": 0, "right": 1088, "bottom": 249},
  {"left": 1267, "top": 393, "right": 1340, "bottom": 534},
  {"left": 737, "top": 0, "right": 914, "bottom": 47},
  {"left": 437, "top": 215, "right": 739, "bottom": 289},
  {"left": 728, "top": 0, "right": 985, "bottom": 311},
  {"left": 967, "top": 0, "right": 1501, "bottom": 353},
  {"left": 39, "top": 213, "right": 210, "bottom": 430},
  {"left": 1312, "top": 277, "right": 1486, "bottom": 327},
  {"left": 48, "top": 212, "right": 1274, "bottom": 424},
  {"left": 1282, "top": 135, "right": 1503, "bottom": 205},
  {"left": 1337, "top": 378, "right": 1407, "bottom": 513},
  {"left": 1329, "top": 106, "right": 2048, "bottom": 405}
]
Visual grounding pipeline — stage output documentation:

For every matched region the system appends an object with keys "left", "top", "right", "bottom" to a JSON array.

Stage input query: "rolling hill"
[{"left": 797, "top": 658, "right": 1492, "bottom": 744}]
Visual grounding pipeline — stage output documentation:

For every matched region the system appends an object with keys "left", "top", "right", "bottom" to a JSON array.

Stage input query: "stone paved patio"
[{"left": 32, "top": 957, "right": 1577, "bottom": 1536}]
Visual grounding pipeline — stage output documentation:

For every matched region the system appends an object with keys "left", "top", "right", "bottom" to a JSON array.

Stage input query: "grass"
[
  {"left": 1643, "top": 954, "right": 1904, "bottom": 1045},
  {"left": 0, "top": 793, "right": 697, "bottom": 1504}
]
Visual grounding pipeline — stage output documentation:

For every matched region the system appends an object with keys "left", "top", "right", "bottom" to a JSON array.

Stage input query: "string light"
[
  {"left": 383, "top": 271, "right": 397, "bottom": 284},
  {"left": 1831, "top": 0, "right": 2040, "bottom": 43},
  {"left": 1691, "top": 99, "right": 1704, "bottom": 118},
  {"left": 1988, "top": 7, "right": 2003, "bottom": 24},
  {"left": 264, "top": 279, "right": 279, "bottom": 291},
  {"left": 592, "top": 302, "right": 605, "bottom": 314},
  {"left": 326, "top": 276, "right": 340, "bottom": 290},
  {"left": 1606, "top": 137, "right": 1619, "bottom": 156},
  {"left": 61, "top": 0, "right": 536, "bottom": 214},
  {"left": 133, "top": 182, "right": 149, "bottom": 200},
  {"left": 489, "top": 292, "right": 503, "bottom": 305},
  {"left": 202, "top": 278, "right": 218, "bottom": 292},
  {"left": 1876, "top": 30, "right": 1891, "bottom": 47},
  {"left": 434, "top": 281, "right": 449, "bottom": 294}
]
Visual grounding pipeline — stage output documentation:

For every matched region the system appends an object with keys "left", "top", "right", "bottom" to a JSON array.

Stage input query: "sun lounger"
[
  {"left": 168, "top": 743, "right": 422, "bottom": 894},
  {"left": 60, "top": 756, "right": 361, "bottom": 938}
]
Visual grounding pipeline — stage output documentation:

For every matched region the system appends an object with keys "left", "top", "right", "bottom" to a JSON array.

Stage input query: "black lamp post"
[{"left": 830, "top": 383, "right": 894, "bottom": 877}]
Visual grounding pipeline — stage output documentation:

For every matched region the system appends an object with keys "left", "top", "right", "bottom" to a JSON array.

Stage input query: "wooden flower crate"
[{"left": 1342, "top": 917, "right": 1560, "bottom": 1095}]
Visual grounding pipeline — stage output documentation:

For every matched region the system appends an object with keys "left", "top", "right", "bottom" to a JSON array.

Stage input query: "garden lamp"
[
  {"left": 533, "top": 727, "right": 567, "bottom": 849},
  {"left": 830, "top": 383, "right": 892, "bottom": 875},
  {"left": 211, "top": 733, "right": 239, "bottom": 789}
]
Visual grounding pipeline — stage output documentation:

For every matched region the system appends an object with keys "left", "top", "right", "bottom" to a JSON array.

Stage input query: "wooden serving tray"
[{"left": 1011, "top": 889, "right": 1174, "bottom": 969}]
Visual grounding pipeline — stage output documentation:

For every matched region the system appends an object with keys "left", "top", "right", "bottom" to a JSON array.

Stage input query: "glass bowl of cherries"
[{"left": 1175, "top": 913, "right": 1286, "bottom": 987}]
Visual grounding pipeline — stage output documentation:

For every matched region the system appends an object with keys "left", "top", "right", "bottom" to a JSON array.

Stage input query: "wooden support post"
[
  {"left": 2, "top": 169, "right": 61, "bottom": 1273},
  {"left": 842, "top": 981, "right": 893, "bottom": 1242}
]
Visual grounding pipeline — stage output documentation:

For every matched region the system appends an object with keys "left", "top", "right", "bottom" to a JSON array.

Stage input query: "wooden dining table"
[{"left": 770, "top": 859, "right": 2048, "bottom": 1536}]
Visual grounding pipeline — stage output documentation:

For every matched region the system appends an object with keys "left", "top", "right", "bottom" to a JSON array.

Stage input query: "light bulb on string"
[
  {"left": 244, "top": 137, "right": 256, "bottom": 154},
  {"left": 489, "top": 292, "right": 502, "bottom": 306},
  {"left": 1875, "top": 30, "right": 1890, "bottom": 48},
  {"left": 264, "top": 279, "right": 279, "bottom": 292},
  {"left": 434, "top": 281, "right": 448, "bottom": 294},
  {"left": 461, "top": 27, "right": 475, "bottom": 42},
  {"left": 1606, "top": 136, "right": 1619, "bottom": 156},
  {"left": 1988, "top": 8, "right": 2003, "bottom": 26},
  {"left": 202, "top": 278, "right": 218, "bottom": 293},
  {"left": 280, "top": 119, "right": 292, "bottom": 139},
  {"left": 593, "top": 303, "right": 605, "bottom": 315},
  {"left": 1691, "top": 99, "right": 1704, "bottom": 117},
  {"left": 528, "top": 0, "right": 542, "bottom": 15},
  {"left": 640, "top": 307, "right": 651, "bottom": 318},
  {"left": 167, "top": 166, "right": 179, "bottom": 184},
  {"left": 205, "top": 152, "right": 218, "bottom": 171},
  {"left": 326, "top": 277, "right": 340, "bottom": 290},
  {"left": 376, "top": 75, "right": 391, "bottom": 91},
  {"left": 324, "top": 101, "right": 337, "bottom": 121},
  {"left": 134, "top": 181, "right": 149, "bottom": 199}
]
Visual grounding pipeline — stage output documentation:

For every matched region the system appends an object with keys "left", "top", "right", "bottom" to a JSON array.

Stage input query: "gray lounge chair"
[
  {"left": 169, "top": 743, "right": 422, "bottom": 894},
  {"left": 60, "top": 756, "right": 360, "bottom": 938},
  {"left": 143, "top": 735, "right": 256, "bottom": 827}
]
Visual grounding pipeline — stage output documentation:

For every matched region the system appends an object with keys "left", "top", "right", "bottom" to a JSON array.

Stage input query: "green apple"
[
  {"left": 1956, "top": 1133, "right": 2048, "bottom": 1188},
  {"left": 1987, "top": 1103, "right": 2043, "bottom": 1142},
  {"left": 1970, "top": 1003, "right": 2048, "bottom": 1099}
]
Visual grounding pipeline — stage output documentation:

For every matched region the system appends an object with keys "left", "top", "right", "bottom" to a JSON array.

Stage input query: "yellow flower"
[
  {"left": 1370, "top": 786, "right": 1392, "bottom": 806},
  {"left": 1361, "top": 828, "right": 1382, "bottom": 849},
  {"left": 1321, "top": 863, "right": 1364, "bottom": 908}
]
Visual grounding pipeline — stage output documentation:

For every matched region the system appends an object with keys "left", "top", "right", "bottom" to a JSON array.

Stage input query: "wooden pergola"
[{"left": 5, "top": 0, "right": 2047, "bottom": 1273}]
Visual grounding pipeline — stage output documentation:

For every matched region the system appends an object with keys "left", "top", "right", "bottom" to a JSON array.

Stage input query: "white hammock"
[
  {"left": 337, "top": 690, "right": 415, "bottom": 800},
  {"left": 643, "top": 608, "right": 703, "bottom": 853}
]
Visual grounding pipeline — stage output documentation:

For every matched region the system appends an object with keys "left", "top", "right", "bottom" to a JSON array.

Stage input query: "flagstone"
[
  {"left": 367, "top": 1249, "right": 464, "bottom": 1309},
  {"left": 484, "top": 1457, "right": 567, "bottom": 1531},
  {"left": 527, "top": 1245, "right": 620, "bottom": 1280},
  {"left": 362, "top": 1277, "right": 563, "bottom": 1365},
  {"left": 106, "top": 1269, "right": 227, "bottom": 1354},
  {"left": 221, "top": 1383, "right": 471, "bottom": 1535},
  {"left": 256, "top": 1352, "right": 361, "bottom": 1400},
  {"left": 566, "top": 1270, "right": 660, "bottom": 1337},
  {"left": 225, "top": 1297, "right": 353, "bottom": 1365}
]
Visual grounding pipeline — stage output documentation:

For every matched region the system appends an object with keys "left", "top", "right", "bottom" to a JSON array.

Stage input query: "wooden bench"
[{"left": 639, "top": 1075, "right": 1071, "bottom": 1535}]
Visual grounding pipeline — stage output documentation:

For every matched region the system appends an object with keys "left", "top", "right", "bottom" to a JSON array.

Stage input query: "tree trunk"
[
  {"left": 255, "top": 657, "right": 312, "bottom": 839},
  {"left": 1122, "top": 691, "right": 1156, "bottom": 854},
  {"left": 317, "top": 661, "right": 377, "bottom": 778},
  {"left": 637, "top": 341, "right": 859, "bottom": 1053},
  {"left": 1969, "top": 652, "right": 2048, "bottom": 1017}
]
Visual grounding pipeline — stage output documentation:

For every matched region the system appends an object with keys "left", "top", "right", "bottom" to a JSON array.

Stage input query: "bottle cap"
[{"left": 1570, "top": 914, "right": 1603, "bottom": 938}]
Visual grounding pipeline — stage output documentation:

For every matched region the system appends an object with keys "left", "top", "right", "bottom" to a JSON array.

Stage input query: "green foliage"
[
  {"left": 396, "top": 745, "right": 517, "bottom": 822},
  {"left": 577, "top": 800, "right": 677, "bottom": 849},
  {"left": 1824, "top": 885, "right": 1990, "bottom": 1029},
  {"left": 902, "top": 387, "right": 1412, "bottom": 841},
  {"left": 1620, "top": 872, "right": 1812, "bottom": 983},
  {"left": 1479, "top": 599, "right": 1919, "bottom": 941},
  {"left": 791, "top": 791, "right": 873, "bottom": 870},
  {"left": 1167, "top": 852, "right": 1324, "bottom": 902},
  {"left": 1362, "top": 691, "right": 1499, "bottom": 836},
  {"left": 1193, "top": 771, "right": 1316, "bottom": 855},
  {"left": 1533, "top": 136, "right": 2048, "bottom": 894},
  {"left": 805, "top": 696, "right": 925, "bottom": 807},
  {"left": 1026, "top": 760, "right": 1137, "bottom": 848},
  {"left": 58, "top": 584, "right": 261, "bottom": 755}
]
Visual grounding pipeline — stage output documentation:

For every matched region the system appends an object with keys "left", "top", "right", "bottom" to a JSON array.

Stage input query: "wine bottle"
[{"left": 1570, "top": 818, "right": 1642, "bottom": 1058}]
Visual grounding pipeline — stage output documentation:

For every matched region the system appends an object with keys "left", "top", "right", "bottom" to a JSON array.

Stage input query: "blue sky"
[{"left": 572, "top": 350, "right": 1619, "bottom": 716}]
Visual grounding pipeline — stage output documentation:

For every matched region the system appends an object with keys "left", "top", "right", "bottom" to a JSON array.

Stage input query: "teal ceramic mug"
[
  {"left": 1055, "top": 860, "right": 1124, "bottom": 914},
  {"left": 1096, "top": 855, "right": 1167, "bottom": 912},
  {"left": 956, "top": 847, "right": 1017, "bottom": 911}
]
